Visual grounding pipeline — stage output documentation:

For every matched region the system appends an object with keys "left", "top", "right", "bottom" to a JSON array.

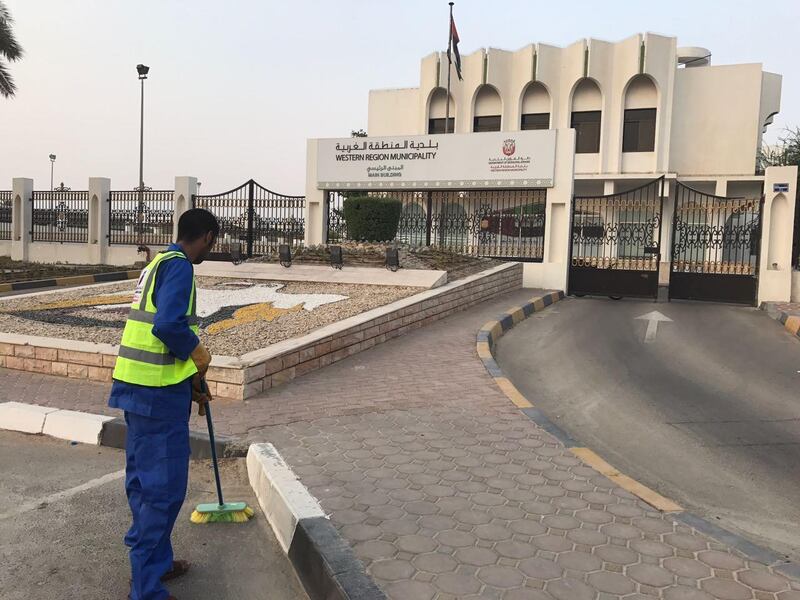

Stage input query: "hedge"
[{"left": 342, "top": 196, "right": 402, "bottom": 242}]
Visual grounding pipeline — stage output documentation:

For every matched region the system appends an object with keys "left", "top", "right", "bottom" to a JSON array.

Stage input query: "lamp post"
[
  {"left": 49, "top": 154, "right": 56, "bottom": 193},
  {"left": 48, "top": 154, "right": 56, "bottom": 224},
  {"left": 136, "top": 64, "right": 150, "bottom": 246}
]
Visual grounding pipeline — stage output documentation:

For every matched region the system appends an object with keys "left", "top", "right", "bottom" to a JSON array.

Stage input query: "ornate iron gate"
[
  {"left": 193, "top": 180, "right": 305, "bottom": 259},
  {"left": 669, "top": 183, "right": 763, "bottom": 305},
  {"left": 568, "top": 177, "right": 664, "bottom": 299},
  {"left": 30, "top": 190, "right": 89, "bottom": 243},
  {"left": 325, "top": 188, "right": 546, "bottom": 261}
]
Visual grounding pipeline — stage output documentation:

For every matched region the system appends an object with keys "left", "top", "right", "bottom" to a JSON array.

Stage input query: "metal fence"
[
  {"left": 0, "top": 191, "right": 11, "bottom": 240},
  {"left": 31, "top": 190, "right": 89, "bottom": 243},
  {"left": 193, "top": 180, "right": 305, "bottom": 258},
  {"left": 326, "top": 189, "right": 547, "bottom": 261},
  {"left": 108, "top": 190, "right": 175, "bottom": 246}
]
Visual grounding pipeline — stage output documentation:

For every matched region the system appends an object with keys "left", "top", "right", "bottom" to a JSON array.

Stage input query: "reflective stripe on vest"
[
  {"left": 112, "top": 250, "right": 199, "bottom": 387},
  {"left": 127, "top": 308, "right": 199, "bottom": 326}
]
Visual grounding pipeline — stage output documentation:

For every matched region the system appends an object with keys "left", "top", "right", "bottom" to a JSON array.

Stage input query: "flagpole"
[{"left": 445, "top": 1, "right": 454, "bottom": 134}]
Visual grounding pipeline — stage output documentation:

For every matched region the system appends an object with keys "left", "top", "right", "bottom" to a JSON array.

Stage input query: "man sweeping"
[{"left": 109, "top": 208, "right": 218, "bottom": 600}]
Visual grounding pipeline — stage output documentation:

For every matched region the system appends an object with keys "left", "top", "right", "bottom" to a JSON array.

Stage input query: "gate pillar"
[
  {"left": 658, "top": 179, "right": 673, "bottom": 287},
  {"left": 11, "top": 178, "right": 32, "bottom": 262},
  {"left": 87, "top": 177, "right": 111, "bottom": 264},
  {"left": 758, "top": 166, "right": 798, "bottom": 303},
  {"left": 173, "top": 177, "right": 198, "bottom": 242},
  {"left": 528, "top": 128, "right": 575, "bottom": 291},
  {"left": 305, "top": 139, "right": 326, "bottom": 246}
]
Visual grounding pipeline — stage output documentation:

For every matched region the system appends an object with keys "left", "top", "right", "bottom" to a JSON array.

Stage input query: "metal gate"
[
  {"left": 669, "top": 183, "right": 763, "bottom": 305},
  {"left": 193, "top": 180, "right": 305, "bottom": 259},
  {"left": 568, "top": 177, "right": 664, "bottom": 299},
  {"left": 325, "top": 188, "right": 546, "bottom": 261}
]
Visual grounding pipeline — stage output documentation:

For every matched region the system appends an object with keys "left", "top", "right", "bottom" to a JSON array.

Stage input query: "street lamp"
[
  {"left": 136, "top": 64, "right": 149, "bottom": 247},
  {"left": 48, "top": 154, "right": 56, "bottom": 222},
  {"left": 49, "top": 154, "right": 56, "bottom": 193}
]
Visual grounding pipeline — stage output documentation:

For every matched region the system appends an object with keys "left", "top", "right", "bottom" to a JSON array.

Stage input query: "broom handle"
[{"left": 201, "top": 378, "right": 225, "bottom": 507}]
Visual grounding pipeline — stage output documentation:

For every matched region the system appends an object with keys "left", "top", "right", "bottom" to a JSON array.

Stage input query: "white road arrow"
[{"left": 635, "top": 310, "right": 673, "bottom": 343}]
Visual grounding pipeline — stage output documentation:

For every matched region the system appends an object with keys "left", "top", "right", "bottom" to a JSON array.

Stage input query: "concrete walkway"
[
  {"left": 2, "top": 290, "right": 799, "bottom": 599},
  {"left": 0, "top": 430, "right": 306, "bottom": 600}
]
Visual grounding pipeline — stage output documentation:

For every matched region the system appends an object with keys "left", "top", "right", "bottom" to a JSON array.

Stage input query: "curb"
[
  {"left": 100, "top": 417, "right": 248, "bottom": 459},
  {"left": 0, "top": 269, "right": 141, "bottom": 293},
  {"left": 0, "top": 401, "right": 247, "bottom": 458},
  {"left": 247, "top": 443, "right": 386, "bottom": 600},
  {"left": 478, "top": 292, "right": 798, "bottom": 578},
  {"left": 0, "top": 403, "right": 386, "bottom": 597},
  {"left": 760, "top": 302, "right": 800, "bottom": 341}
]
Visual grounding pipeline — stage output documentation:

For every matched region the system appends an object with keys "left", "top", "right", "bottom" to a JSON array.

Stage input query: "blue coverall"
[{"left": 109, "top": 244, "right": 199, "bottom": 600}]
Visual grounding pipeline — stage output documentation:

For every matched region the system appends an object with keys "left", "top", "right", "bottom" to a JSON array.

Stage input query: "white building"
[
  {"left": 367, "top": 32, "right": 782, "bottom": 199},
  {"left": 344, "top": 32, "right": 796, "bottom": 304}
]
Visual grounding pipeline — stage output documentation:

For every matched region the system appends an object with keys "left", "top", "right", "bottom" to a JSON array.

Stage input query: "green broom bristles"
[{"left": 190, "top": 502, "right": 254, "bottom": 524}]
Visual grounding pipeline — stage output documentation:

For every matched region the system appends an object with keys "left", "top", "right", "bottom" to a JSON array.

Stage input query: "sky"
[{"left": 1, "top": 0, "right": 798, "bottom": 195}]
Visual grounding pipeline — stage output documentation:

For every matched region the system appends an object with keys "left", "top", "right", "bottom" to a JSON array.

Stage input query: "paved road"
[
  {"left": 0, "top": 430, "right": 306, "bottom": 600},
  {"left": 3, "top": 289, "right": 800, "bottom": 598},
  {"left": 496, "top": 296, "right": 800, "bottom": 562}
]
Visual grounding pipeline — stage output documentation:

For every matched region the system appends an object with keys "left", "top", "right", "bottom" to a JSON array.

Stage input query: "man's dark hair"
[{"left": 177, "top": 208, "right": 219, "bottom": 242}]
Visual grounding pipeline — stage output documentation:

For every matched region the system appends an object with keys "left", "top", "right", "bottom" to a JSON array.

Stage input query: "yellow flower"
[
  {"left": 3, "top": 294, "right": 133, "bottom": 313},
  {"left": 206, "top": 302, "right": 302, "bottom": 335}
]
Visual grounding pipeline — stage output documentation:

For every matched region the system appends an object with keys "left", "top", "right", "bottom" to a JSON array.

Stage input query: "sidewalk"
[
  {"left": 761, "top": 301, "right": 800, "bottom": 341},
  {"left": 2, "top": 290, "right": 799, "bottom": 599}
]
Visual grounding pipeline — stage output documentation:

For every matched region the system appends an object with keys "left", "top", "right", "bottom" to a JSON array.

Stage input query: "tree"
[
  {"left": 758, "top": 127, "right": 800, "bottom": 171},
  {"left": 0, "top": 1, "right": 22, "bottom": 98}
]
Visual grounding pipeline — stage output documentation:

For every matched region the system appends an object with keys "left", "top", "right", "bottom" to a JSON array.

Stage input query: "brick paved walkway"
[
  {"left": 768, "top": 302, "right": 800, "bottom": 317},
  {"left": 2, "top": 289, "right": 799, "bottom": 599}
]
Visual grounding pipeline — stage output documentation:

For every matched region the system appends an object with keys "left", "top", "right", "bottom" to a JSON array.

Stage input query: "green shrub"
[{"left": 342, "top": 196, "right": 402, "bottom": 242}]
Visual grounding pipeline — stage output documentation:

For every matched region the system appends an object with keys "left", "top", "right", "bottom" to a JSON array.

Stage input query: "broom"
[{"left": 190, "top": 379, "right": 254, "bottom": 524}]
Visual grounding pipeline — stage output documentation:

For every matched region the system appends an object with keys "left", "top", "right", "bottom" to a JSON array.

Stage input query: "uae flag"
[{"left": 448, "top": 15, "right": 463, "bottom": 81}]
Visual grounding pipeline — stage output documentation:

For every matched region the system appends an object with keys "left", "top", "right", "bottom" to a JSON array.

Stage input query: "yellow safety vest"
[{"left": 112, "top": 250, "right": 199, "bottom": 387}]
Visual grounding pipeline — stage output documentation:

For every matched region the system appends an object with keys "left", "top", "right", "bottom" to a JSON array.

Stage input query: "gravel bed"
[
  {"left": 0, "top": 278, "right": 420, "bottom": 356},
  {"left": 0, "top": 257, "right": 131, "bottom": 283}
]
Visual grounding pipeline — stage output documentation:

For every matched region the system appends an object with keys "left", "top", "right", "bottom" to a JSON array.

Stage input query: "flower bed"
[{"left": 0, "top": 263, "right": 523, "bottom": 400}]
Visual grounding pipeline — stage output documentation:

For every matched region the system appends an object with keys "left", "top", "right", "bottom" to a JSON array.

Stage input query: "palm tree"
[{"left": 0, "top": 1, "right": 22, "bottom": 98}]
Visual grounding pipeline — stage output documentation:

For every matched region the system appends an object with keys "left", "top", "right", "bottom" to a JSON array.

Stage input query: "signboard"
[
  {"left": 317, "top": 130, "right": 557, "bottom": 190},
  {"left": 774, "top": 183, "right": 789, "bottom": 193}
]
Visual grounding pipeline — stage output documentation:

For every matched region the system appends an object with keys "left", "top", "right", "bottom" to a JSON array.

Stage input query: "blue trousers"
[{"left": 124, "top": 411, "right": 190, "bottom": 600}]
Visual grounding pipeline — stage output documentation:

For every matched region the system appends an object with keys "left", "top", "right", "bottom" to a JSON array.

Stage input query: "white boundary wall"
[
  {"left": 3, "top": 161, "right": 797, "bottom": 301},
  {"left": 1, "top": 176, "right": 196, "bottom": 267}
]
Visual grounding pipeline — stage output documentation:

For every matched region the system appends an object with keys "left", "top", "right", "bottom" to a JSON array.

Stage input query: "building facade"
[
  {"left": 357, "top": 32, "right": 797, "bottom": 303},
  {"left": 367, "top": 32, "right": 782, "bottom": 199}
]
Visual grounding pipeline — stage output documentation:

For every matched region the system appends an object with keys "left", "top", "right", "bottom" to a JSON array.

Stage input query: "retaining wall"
[{"left": 0, "top": 263, "right": 523, "bottom": 400}]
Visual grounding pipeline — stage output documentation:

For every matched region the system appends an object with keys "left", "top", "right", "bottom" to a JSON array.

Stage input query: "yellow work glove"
[
  {"left": 190, "top": 343, "right": 211, "bottom": 377},
  {"left": 192, "top": 374, "right": 212, "bottom": 416}
]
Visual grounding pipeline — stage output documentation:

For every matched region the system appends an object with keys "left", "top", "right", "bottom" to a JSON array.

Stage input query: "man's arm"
[{"left": 151, "top": 258, "right": 200, "bottom": 361}]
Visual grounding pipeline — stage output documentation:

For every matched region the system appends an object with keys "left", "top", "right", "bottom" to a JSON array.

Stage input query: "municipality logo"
[{"left": 502, "top": 139, "right": 516, "bottom": 156}]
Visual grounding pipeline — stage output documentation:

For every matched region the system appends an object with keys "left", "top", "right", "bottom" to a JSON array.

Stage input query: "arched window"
[
  {"left": 570, "top": 79, "right": 602, "bottom": 153},
  {"left": 623, "top": 75, "right": 657, "bottom": 153},
  {"left": 428, "top": 88, "right": 455, "bottom": 134},
  {"left": 520, "top": 82, "right": 550, "bottom": 130},
  {"left": 473, "top": 85, "right": 502, "bottom": 132}
]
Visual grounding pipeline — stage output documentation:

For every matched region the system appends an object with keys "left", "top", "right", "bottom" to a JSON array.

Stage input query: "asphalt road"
[
  {"left": 495, "top": 296, "right": 800, "bottom": 562},
  {"left": 0, "top": 430, "right": 307, "bottom": 600}
]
